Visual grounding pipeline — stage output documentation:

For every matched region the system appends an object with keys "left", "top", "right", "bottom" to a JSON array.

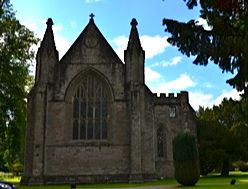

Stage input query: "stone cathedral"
[{"left": 22, "top": 16, "right": 196, "bottom": 185}]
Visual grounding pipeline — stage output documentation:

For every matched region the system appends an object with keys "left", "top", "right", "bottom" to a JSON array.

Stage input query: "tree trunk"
[{"left": 221, "top": 159, "right": 229, "bottom": 176}]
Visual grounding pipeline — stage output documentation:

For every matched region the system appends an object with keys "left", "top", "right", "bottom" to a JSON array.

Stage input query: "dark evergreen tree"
[
  {"left": 196, "top": 97, "right": 248, "bottom": 176},
  {"left": 173, "top": 132, "right": 200, "bottom": 186},
  {"left": 163, "top": 0, "right": 248, "bottom": 94}
]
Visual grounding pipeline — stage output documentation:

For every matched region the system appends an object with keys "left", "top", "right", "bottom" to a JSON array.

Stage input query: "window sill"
[{"left": 70, "top": 140, "right": 110, "bottom": 146}]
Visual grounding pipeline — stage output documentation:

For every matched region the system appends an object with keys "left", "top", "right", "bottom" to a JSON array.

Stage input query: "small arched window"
[
  {"left": 72, "top": 73, "right": 110, "bottom": 140},
  {"left": 169, "top": 106, "right": 176, "bottom": 118},
  {"left": 157, "top": 127, "right": 164, "bottom": 158}
]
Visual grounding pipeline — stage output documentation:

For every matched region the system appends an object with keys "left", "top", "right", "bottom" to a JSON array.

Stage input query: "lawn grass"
[
  {"left": 0, "top": 172, "right": 21, "bottom": 183},
  {"left": 1, "top": 171, "right": 248, "bottom": 188},
  {"left": 15, "top": 179, "right": 177, "bottom": 189},
  {"left": 178, "top": 171, "right": 248, "bottom": 189}
]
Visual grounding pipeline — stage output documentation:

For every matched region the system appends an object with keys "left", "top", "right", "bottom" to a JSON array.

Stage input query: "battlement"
[{"left": 153, "top": 91, "right": 189, "bottom": 105}]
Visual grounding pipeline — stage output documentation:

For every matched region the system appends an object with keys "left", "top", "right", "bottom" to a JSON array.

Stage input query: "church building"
[{"left": 22, "top": 15, "right": 196, "bottom": 185}]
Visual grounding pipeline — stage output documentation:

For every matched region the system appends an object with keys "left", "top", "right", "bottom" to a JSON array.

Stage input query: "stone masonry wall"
[{"left": 153, "top": 92, "right": 196, "bottom": 178}]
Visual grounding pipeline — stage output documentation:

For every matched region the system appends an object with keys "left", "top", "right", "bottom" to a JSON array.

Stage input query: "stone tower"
[{"left": 125, "top": 18, "right": 152, "bottom": 182}]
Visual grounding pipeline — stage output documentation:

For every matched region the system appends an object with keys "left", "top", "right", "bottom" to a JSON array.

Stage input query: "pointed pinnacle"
[
  {"left": 131, "top": 18, "right": 138, "bottom": 27},
  {"left": 46, "top": 18, "right": 54, "bottom": 27}
]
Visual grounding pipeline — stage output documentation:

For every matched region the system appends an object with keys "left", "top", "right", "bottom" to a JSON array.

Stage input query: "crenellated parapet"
[{"left": 153, "top": 91, "right": 189, "bottom": 105}]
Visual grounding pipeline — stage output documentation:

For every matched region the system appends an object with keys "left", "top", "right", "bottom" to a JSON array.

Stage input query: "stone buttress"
[{"left": 22, "top": 18, "right": 58, "bottom": 184}]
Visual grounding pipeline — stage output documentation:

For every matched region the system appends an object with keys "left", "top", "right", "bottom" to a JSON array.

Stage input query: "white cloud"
[
  {"left": 146, "top": 72, "right": 197, "bottom": 94},
  {"left": 144, "top": 68, "right": 241, "bottom": 111},
  {"left": 145, "top": 67, "right": 162, "bottom": 83},
  {"left": 157, "top": 74, "right": 197, "bottom": 92},
  {"left": 195, "top": 17, "right": 212, "bottom": 31},
  {"left": 51, "top": 24, "right": 71, "bottom": 59},
  {"left": 188, "top": 89, "right": 242, "bottom": 111},
  {"left": 151, "top": 56, "right": 182, "bottom": 67},
  {"left": 171, "top": 56, "right": 182, "bottom": 65},
  {"left": 189, "top": 91, "right": 214, "bottom": 110},
  {"left": 85, "top": 0, "right": 101, "bottom": 3},
  {"left": 112, "top": 35, "right": 170, "bottom": 62},
  {"left": 214, "top": 89, "right": 242, "bottom": 106},
  {"left": 21, "top": 20, "right": 38, "bottom": 32},
  {"left": 53, "top": 24, "right": 63, "bottom": 33},
  {"left": 140, "top": 35, "right": 169, "bottom": 59},
  {"left": 112, "top": 35, "right": 128, "bottom": 62},
  {"left": 54, "top": 34, "right": 71, "bottom": 59}
]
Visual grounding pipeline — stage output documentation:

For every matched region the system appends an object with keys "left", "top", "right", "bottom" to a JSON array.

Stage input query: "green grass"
[
  {"left": 1, "top": 171, "right": 248, "bottom": 189},
  {"left": 178, "top": 171, "right": 248, "bottom": 189},
  {"left": 0, "top": 172, "right": 21, "bottom": 183},
  {"left": 15, "top": 180, "right": 177, "bottom": 189}
]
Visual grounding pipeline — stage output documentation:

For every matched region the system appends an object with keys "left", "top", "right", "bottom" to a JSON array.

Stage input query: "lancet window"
[{"left": 157, "top": 127, "right": 164, "bottom": 158}]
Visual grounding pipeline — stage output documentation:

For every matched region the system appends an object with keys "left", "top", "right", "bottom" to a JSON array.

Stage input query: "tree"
[
  {"left": 173, "top": 132, "right": 200, "bottom": 186},
  {"left": 163, "top": 0, "right": 248, "bottom": 94},
  {"left": 196, "top": 97, "right": 248, "bottom": 176},
  {"left": 230, "top": 96, "right": 248, "bottom": 161},
  {"left": 196, "top": 107, "right": 223, "bottom": 175},
  {"left": 0, "top": 0, "right": 38, "bottom": 171}
]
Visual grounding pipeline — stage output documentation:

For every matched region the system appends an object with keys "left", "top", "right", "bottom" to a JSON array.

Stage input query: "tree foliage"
[
  {"left": 163, "top": 0, "right": 248, "bottom": 93},
  {"left": 173, "top": 132, "right": 198, "bottom": 161},
  {"left": 173, "top": 132, "right": 200, "bottom": 186},
  {"left": 0, "top": 0, "right": 38, "bottom": 171},
  {"left": 196, "top": 96, "right": 248, "bottom": 176}
]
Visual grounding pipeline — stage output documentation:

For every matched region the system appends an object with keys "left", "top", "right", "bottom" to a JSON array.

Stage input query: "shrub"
[
  {"left": 233, "top": 161, "right": 248, "bottom": 172},
  {"left": 173, "top": 132, "right": 200, "bottom": 186}
]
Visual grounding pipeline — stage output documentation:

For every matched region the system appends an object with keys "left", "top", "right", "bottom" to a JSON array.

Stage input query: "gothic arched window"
[
  {"left": 72, "top": 74, "right": 110, "bottom": 140},
  {"left": 157, "top": 127, "right": 164, "bottom": 158}
]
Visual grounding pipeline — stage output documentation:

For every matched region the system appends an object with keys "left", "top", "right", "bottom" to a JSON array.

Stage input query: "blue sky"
[{"left": 12, "top": 0, "right": 241, "bottom": 110}]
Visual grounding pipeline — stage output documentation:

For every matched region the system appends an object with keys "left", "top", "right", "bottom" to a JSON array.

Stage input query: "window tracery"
[{"left": 72, "top": 73, "right": 109, "bottom": 140}]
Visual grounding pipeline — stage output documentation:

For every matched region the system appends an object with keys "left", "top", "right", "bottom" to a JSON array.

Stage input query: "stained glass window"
[{"left": 72, "top": 74, "right": 109, "bottom": 140}]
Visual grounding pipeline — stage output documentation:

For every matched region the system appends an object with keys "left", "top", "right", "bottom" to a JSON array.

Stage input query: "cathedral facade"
[{"left": 22, "top": 16, "right": 196, "bottom": 185}]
